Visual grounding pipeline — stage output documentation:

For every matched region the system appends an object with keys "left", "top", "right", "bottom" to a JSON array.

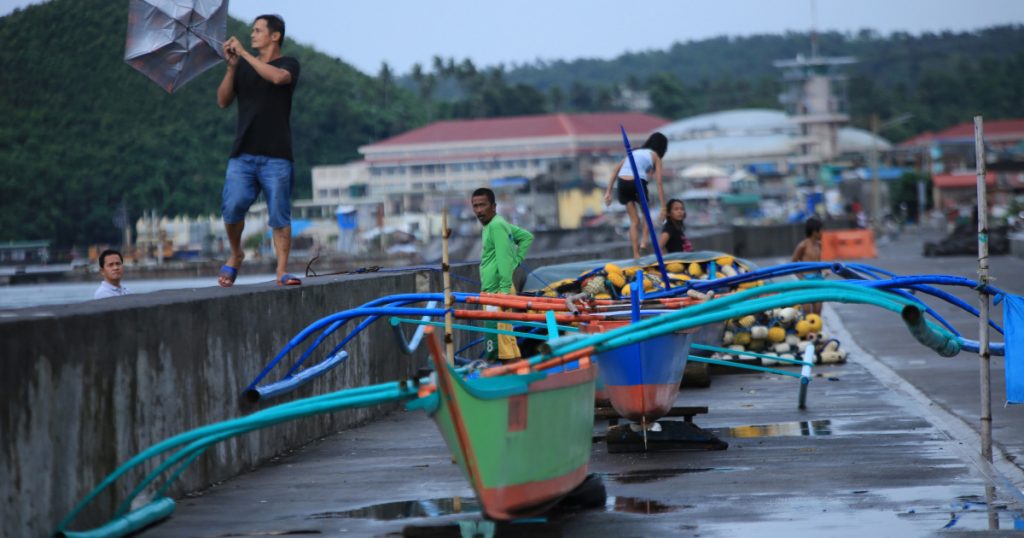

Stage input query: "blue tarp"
[
  {"left": 266, "top": 219, "right": 313, "bottom": 238},
  {"left": 747, "top": 162, "right": 780, "bottom": 175},
  {"left": 490, "top": 176, "right": 529, "bottom": 188},
  {"left": 854, "top": 166, "right": 906, "bottom": 181},
  {"left": 1005, "top": 294, "right": 1024, "bottom": 404}
]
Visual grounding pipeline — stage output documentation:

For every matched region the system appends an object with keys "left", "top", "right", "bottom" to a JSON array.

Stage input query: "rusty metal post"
[
  {"left": 974, "top": 116, "right": 992, "bottom": 465},
  {"left": 442, "top": 209, "right": 454, "bottom": 365}
]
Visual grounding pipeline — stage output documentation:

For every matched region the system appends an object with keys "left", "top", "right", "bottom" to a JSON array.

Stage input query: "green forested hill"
[
  {"left": 0, "top": 0, "right": 423, "bottom": 248},
  {"left": 2, "top": 0, "right": 1022, "bottom": 249},
  {"left": 499, "top": 26, "right": 1024, "bottom": 137}
]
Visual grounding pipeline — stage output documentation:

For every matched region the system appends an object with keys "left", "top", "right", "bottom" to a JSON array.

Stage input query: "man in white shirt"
[{"left": 94, "top": 249, "right": 130, "bottom": 299}]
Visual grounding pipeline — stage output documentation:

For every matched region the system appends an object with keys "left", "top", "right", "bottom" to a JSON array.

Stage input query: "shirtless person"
[{"left": 791, "top": 216, "right": 823, "bottom": 315}]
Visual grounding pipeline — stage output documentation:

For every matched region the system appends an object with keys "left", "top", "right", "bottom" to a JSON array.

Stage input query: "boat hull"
[
  {"left": 412, "top": 361, "right": 597, "bottom": 520},
  {"left": 584, "top": 320, "right": 695, "bottom": 423}
]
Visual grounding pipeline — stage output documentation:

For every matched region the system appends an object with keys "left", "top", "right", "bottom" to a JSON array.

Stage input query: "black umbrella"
[{"left": 123, "top": 0, "right": 229, "bottom": 93}]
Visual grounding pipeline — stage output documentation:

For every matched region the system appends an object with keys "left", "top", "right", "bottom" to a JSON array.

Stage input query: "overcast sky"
[{"left": 3, "top": 0, "right": 1023, "bottom": 74}]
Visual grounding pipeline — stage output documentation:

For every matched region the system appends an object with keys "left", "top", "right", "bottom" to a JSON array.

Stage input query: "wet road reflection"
[{"left": 726, "top": 419, "right": 833, "bottom": 438}]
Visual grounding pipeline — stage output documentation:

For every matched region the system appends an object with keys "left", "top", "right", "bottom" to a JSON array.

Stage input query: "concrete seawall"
[
  {"left": 0, "top": 224, "right": 789, "bottom": 535},
  {"left": 1, "top": 241, "right": 648, "bottom": 535}
]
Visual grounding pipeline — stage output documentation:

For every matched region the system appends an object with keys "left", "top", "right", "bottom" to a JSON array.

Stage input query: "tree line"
[{"left": 1, "top": 0, "right": 1021, "bottom": 250}]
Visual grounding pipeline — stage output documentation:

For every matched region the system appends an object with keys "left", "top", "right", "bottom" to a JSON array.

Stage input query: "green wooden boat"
[{"left": 408, "top": 337, "right": 597, "bottom": 520}]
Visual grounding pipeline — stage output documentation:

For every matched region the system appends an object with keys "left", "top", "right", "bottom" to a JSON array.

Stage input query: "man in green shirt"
[{"left": 472, "top": 188, "right": 534, "bottom": 360}]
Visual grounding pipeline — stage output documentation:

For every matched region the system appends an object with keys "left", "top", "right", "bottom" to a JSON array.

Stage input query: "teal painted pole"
[
  {"left": 688, "top": 355, "right": 804, "bottom": 379},
  {"left": 691, "top": 343, "right": 813, "bottom": 367},
  {"left": 57, "top": 498, "right": 175, "bottom": 538},
  {"left": 57, "top": 380, "right": 420, "bottom": 533},
  {"left": 902, "top": 305, "right": 960, "bottom": 357},
  {"left": 535, "top": 282, "right": 958, "bottom": 367},
  {"left": 545, "top": 310, "right": 559, "bottom": 340},
  {"left": 114, "top": 385, "right": 415, "bottom": 517},
  {"left": 541, "top": 282, "right": 916, "bottom": 358}
]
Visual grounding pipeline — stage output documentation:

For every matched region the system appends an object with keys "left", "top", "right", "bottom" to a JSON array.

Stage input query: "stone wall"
[
  {"left": 1, "top": 227, "right": 793, "bottom": 535},
  {"left": 1, "top": 243, "right": 637, "bottom": 536}
]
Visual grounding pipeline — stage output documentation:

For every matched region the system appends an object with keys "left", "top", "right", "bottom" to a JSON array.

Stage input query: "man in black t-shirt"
[{"left": 216, "top": 14, "right": 302, "bottom": 287}]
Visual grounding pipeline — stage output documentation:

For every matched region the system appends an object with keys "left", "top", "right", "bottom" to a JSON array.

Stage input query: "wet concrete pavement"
[{"left": 140, "top": 228, "right": 1024, "bottom": 537}]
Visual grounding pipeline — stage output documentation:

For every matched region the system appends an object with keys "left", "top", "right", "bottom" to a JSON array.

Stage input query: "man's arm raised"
[
  {"left": 226, "top": 37, "right": 293, "bottom": 86},
  {"left": 216, "top": 40, "right": 238, "bottom": 108}
]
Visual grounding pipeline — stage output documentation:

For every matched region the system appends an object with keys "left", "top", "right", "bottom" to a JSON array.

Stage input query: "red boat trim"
[
  {"left": 604, "top": 382, "right": 681, "bottom": 422},
  {"left": 477, "top": 462, "right": 590, "bottom": 520},
  {"left": 528, "top": 362, "right": 598, "bottom": 392}
]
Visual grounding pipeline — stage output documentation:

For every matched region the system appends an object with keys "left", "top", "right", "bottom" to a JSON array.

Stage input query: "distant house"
[
  {"left": 897, "top": 118, "right": 1024, "bottom": 173},
  {"left": 898, "top": 119, "right": 1024, "bottom": 211},
  {"left": 0, "top": 240, "right": 50, "bottom": 266}
]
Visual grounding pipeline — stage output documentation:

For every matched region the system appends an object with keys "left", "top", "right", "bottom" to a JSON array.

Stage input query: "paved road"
[
  {"left": 820, "top": 227, "right": 1024, "bottom": 480},
  {"left": 135, "top": 228, "right": 1024, "bottom": 537}
]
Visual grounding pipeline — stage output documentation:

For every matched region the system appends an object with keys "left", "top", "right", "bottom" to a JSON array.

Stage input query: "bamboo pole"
[
  {"left": 442, "top": 209, "right": 454, "bottom": 365},
  {"left": 974, "top": 115, "right": 992, "bottom": 464}
]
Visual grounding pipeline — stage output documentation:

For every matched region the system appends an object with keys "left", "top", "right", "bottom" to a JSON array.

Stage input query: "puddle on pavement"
[
  {"left": 726, "top": 419, "right": 833, "bottom": 438},
  {"left": 604, "top": 467, "right": 739, "bottom": 484},
  {"left": 897, "top": 492, "right": 1024, "bottom": 531},
  {"left": 606, "top": 496, "right": 687, "bottom": 515},
  {"left": 706, "top": 485, "right": 1024, "bottom": 535},
  {"left": 309, "top": 497, "right": 481, "bottom": 520}
]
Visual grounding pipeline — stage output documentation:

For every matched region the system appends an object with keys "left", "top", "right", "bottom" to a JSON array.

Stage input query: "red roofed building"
[
  {"left": 311, "top": 112, "right": 668, "bottom": 231},
  {"left": 897, "top": 118, "right": 1024, "bottom": 173},
  {"left": 355, "top": 112, "right": 667, "bottom": 191},
  {"left": 896, "top": 119, "right": 1024, "bottom": 212}
]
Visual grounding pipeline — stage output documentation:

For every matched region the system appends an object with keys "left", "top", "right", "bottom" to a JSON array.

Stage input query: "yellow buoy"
[
  {"left": 666, "top": 262, "right": 684, "bottom": 273},
  {"left": 688, "top": 262, "right": 702, "bottom": 275},
  {"left": 795, "top": 319, "right": 812, "bottom": 337},
  {"left": 607, "top": 271, "right": 626, "bottom": 288},
  {"left": 604, "top": 263, "right": 622, "bottom": 275},
  {"left": 734, "top": 331, "right": 752, "bottom": 345},
  {"left": 805, "top": 313, "right": 823, "bottom": 331},
  {"left": 738, "top": 315, "right": 756, "bottom": 328},
  {"left": 767, "top": 326, "right": 786, "bottom": 343},
  {"left": 716, "top": 256, "right": 734, "bottom": 267}
]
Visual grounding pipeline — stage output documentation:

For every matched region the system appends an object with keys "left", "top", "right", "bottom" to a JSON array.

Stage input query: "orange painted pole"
[{"left": 453, "top": 309, "right": 601, "bottom": 323}]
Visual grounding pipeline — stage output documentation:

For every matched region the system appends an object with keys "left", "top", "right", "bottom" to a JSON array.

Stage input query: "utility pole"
[
  {"left": 919, "top": 148, "right": 930, "bottom": 227},
  {"left": 974, "top": 115, "right": 992, "bottom": 465},
  {"left": 870, "top": 113, "right": 881, "bottom": 234}
]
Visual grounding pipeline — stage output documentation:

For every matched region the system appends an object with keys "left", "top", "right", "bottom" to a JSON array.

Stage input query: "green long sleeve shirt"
[{"left": 479, "top": 215, "right": 534, "bottom": 293}]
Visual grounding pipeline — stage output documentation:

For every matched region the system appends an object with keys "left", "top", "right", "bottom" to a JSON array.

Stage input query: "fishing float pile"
[
  {"left": 535, "top": 255, "right": 756, "bottom": 300},
  {"left": 718, "top": 307, "right": 848, "bottom": 366}
]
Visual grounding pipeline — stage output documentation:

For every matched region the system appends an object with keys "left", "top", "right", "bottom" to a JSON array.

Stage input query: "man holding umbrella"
[{"left": 216, "top": 14, "right": 302, "bottom": 287}]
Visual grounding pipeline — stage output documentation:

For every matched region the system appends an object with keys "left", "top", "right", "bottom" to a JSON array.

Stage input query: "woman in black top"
[{"left": 659, "top": 199, "right": 693, "bottom": 253}]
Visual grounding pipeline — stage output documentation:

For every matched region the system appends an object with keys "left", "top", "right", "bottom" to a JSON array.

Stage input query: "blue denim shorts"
[{"left": 222, "top": 154, "right": 293, "bottom": 228}]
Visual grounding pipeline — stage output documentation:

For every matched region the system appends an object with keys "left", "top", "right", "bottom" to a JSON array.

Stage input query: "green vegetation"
[
  {"left": 0, "top": 0, "right": 424, "bottom": 249},
  {"left": 1, "top": 0, "right": 1021, "bottom": 249}
]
